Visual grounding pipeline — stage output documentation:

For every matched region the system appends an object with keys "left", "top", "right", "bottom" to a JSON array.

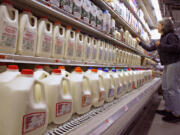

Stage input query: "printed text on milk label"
[
  {"left": 22, "top": 29, "right": 36, "bottom": 51},
  {"left": 56, "top": 102, "right": 72, "bottom": 117},
  {"left": 82, "top": 95, "right": 91, "bottom": 107},
  {"left": 42, "top": 34, "right": 52, "bottom": 52},
  {"left": 22, "top": 112, "right": 46, "bottom": 134},
  {"left": 1, "top": 21, "right": 17, "bottom": 48},
  {"left": 55, "top": 36, "right": 64, "bottom": 55}
]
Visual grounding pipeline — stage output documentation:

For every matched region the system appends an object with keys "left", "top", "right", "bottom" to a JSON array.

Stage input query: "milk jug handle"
[
  {"left": 83, "top": 75, "right": 90, "bottom": 89},
  {"left": 34, "top": 80, "right": 46, "bottom": 103},
  {"left": 60, "top": 77, "right": 71, "bottom": 95},
  {"left": 9, "top": 8, "right": 18, "bottom": 21}
]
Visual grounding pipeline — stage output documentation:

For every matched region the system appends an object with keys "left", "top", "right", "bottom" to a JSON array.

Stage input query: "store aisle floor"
[{"left": 124, "top": 93, "right": 180, "bottom": 135}]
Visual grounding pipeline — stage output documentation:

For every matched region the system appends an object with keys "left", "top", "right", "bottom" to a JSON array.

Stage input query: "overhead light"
[{"left": 151, "top": 0, "right": 162, "bottom": 21}]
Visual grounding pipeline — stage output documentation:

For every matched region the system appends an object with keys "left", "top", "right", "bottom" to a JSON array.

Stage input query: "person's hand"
[
  {"left": 155, "top": 40, "right": 160, "bottom": 47},
  {"left": 136, "top": 37, "right": 141, "bottom": 44}
]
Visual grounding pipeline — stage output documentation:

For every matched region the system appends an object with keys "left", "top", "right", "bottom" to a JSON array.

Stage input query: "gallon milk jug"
[
  {"left": 0, "top": 63, "right": 6, "bottom": 73},
  {"left": 52, "top": 21, "right": 65, "bottom": 59},
  {"left": 0, "top": 69, "right": 48, "bottom": 135},
  {"left": 108, "top": 44, "right": 112, "bottom": 63},
  {"left": 111, "top": 46, "right": 116, "bottom": 64},
  {"left": 103, "top": 10, "right": 111, "bottom": 33},
  {"left": 132, "top": 69, "right": 138, "bottom": 89},
  {"left": 17, "top": 9, "right": 37, "bottom": 56},
  {"left": 104, "top": 43, "right": 109, "bottom": 64},
  {"left": 34, "top": 65, "right": 49, "bottom": 80},
  {"left": 75, "top": 30, "right": 84, "bottom": 61},
  {"left": 36, "top": 16, "right": 53, "bottom": 57},
  {"left": 83, "top": 34, "right": 92, "bottom": 61},
  {"left": 69, "top": 67, "right": 92, "bottom": 114},
  {"left": 111, "top": 69, "right": 122, "bottom": 99},
  {"left": 73, "top": 0, "right": 83, "bottom": 19},
  {"left": 58, "top": 66, "right": 70, "bottom": 77},
  {"left": 42, "top": 69, "right": 73, "bottom": 124},
  {"left": 64, "top": 26, "right": 75, "bottom": 60},
  {"left": 91, "top": 38, "right": 97, "bottom": 62},
  {"left": 117, "top": 69, "right": 127, "bottom": 96},
  {"left": 102, "top": 68, "right": 115, "bottom": 102},
  {"left": 86, "top": 69, "right": 105, "bottom": 107},
  {"left": 81, "top": 0, "right": 91, "bottom": 24},
  {"left": 0, "top": 65, "right": 19, "bottom": 82},
  {"left": 0, "top": 1, "right": 18, "bottom": 54},
  {"left": 127, "top": 68, "right": 134, "bottom": 91},
  {"left": 97, "top": 40, "right": 104, "bottom": 63},
  {"left": 123, "top": 69, "right": 131, "bottom": 92}
]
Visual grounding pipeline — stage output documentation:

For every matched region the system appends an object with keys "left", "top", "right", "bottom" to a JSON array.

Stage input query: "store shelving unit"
[
  {"left": 122, "top": 0, "right": 151, "bottom": 36},
  {"left": 0, "top": 53, "right": 151, "bottom": 68},
  {"left": 9, "top": 0, "right": 151, "bottom": 59},
  {"left": 45, "top": 78, "right": 161, "bottom": 135}
]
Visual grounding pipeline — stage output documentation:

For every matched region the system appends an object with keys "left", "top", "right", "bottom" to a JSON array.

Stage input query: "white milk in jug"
[
  {"left": 36, "top": 16, "right": 53, "bottom": 57},
  {"left": 83, "top": 34, "right": 92, "bottom": 61},
  {"left": 0, "top": 69, "right": 48, "bottom": 135},
  {"left": 0, "top": 1, "right": 18, "bottom": 54},
  {"left": 0, "top": 65, "right": 19, "bottom": 82},
  {"left": 86, "top": 69, "right": 105, "bottom": 107},
  {"left": 91, "top": 38, "right": 98, "bottom": 62},
  {"left": 58, "top": 66, "right": 70, "bottom": 77},
  {"left": 81, "top": 0, "right": 91, "bottom": 24},
  {"left": 17, "top": 9, "right": 37, "bottom": 56},
  {"left": 75, "top": 30, "right": 84, "bottom": 61},
  {"left": 64, "top": 26, "right": 75, "bottom": 60},
  {"left": 52, "top": 22, "right": 65, "bottom": 59},
  {"left": 69, "top": 67, "right": 92, "bottom": 114},
  {"left": 73, "top": 0, "right": 83, "bottom": 19},
  {"left": 0, "top": 63, "right": 6, "bottom": 73},
  {"left": 102, "top": 68, "right": 115, "bottom": 102},
  {"left": 42, "top": 69, "right": 73, "bottom": 124},
  {"left": 34, "top": 65, "right": 49, "bottom": 80}
]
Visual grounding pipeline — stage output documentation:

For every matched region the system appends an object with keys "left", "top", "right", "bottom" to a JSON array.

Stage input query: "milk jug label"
[
  {"left": 82, "top": 95, "right": 91, "bottom": 107},
  {"left": 1, "top": 21, "right": 17, "bottom": 48},
  {"left": 22, "top": 112, "right": 46, "bottom": 134},
  {"left": 86, "top": 46, "right": 90, "bottom": 59},
  {"left": 56, "top": 102, "right": 72, "bottom": 117},
  {"left": 108, "top": 88, "right": 114, "bottom": 98},
  {"left": 73, "top": 3, "right": 81, "bottom": 19},
  {"left": 22, "top": 29, "right": 36, "bottom": 51},
  {"left": 55, "top": 36, "right": 64, "bottom": 54},
  {"left": 42, "top": 34, "right": 52, "bottom": 52},
  {"left": 67, "top": 40, "right": 74, "bottom": 57},
  {"left": 76, "top": 44, "right": 82, "bottom": 57},
  {"left": 99, "top": 91, "right": 105, "bottom": 102}
]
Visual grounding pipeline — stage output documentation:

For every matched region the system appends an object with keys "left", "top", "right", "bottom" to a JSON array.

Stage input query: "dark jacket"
[{"left": 139, "top": 32, "right": 180, "bottom": 65}]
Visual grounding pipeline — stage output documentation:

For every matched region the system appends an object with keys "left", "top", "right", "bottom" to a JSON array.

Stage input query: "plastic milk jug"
[
  {"left": 86, "top": 69, "right": 105, "bottom": 107},
  {"left": 42, "top": 69, "right": 73, "bottom": 124},
  {"left": 73, "top": 0, "right": 83, "bottom": 19},
  {"left": 0, "top": 65, "right": 20, "bottom": 82},
  {"left": 81, "top": 0, "right": 91, "bottom": 24},
  {"left": 97, "top": 40, "right": 104, "bottom": 63},
  {"left": 108, "top": 44, "right": 112, "bottom": 63},
  {"left": 58, "top": 66, "right": 70, "bottom": 77},
  {"left": 111, "top": 46, "right": 116, "bottom": 64},
  {"left": 104, "top": 43, "right": 109, "bottom": 64},
  {"left": 75, "top": 30, "right": 84, "bottom": 61},
  {"left": 117, "top": 69, "right": 127, "bottom": 96},
  {"left": 102, "top": 68, "right": 115, "bottom": 102},
  {"left": 103, "top": 10, "right": 111, "bottom": 33},
  {"left": 0, "top": 1, "right": 18, "bottom": 54},
  {"left": 111, "top": 69, "right": 122, "bottom": 99},
  {"left": 84, "top": 34, "right": 92, "bottom": 61},
  {"left": 17, "top": 9, "right": 37, "bottom": 56},
  {"left": 0, "top": 69, "right": 48, "bottom": 135},
  {"left": 64, "top": 26, "right": 75, "bottom": 60},
  {"left": 91, "top": 38, "right": 98, "bottom": 62},
  {"left": 52, "top": 22, "right": 65, "bottom": 59},
  {"left": 69, "top": 67, "right": 92, "bottom": 114},
  {"left": 34, "top": 65, "right": 49, "bottom": 80},
  {"left": 0, "top": 63, "right": 7, "bottom": 73},
  {"left": 36, "top": 16, "right": 53, "bottom": 57}
]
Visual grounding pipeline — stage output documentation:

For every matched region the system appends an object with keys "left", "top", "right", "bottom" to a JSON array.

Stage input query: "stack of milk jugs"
[
  {"left": 0, "top": 64, "right": 152, "bottom": 135},
  {"left": 0, "top": 1, "right": 142, "bottom": 66}
]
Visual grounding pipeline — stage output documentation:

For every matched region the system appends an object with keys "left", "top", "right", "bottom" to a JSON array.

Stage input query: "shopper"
[{"left": 136, "top": 17, "right": 180, "bottom": 123}]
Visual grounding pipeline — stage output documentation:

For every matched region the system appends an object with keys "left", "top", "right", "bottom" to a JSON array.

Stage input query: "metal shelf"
[
  {"left": 45, "top": 78, "right": 162, "bottom": 135},
  {"left": 0, "top": 53, "right": 151, "bottom": 68},
  {"left": 122, "top": 0, "right": 151, "bottom": 36},
  {"left": 10, "top": 0, "right": 149, "bottom": 58},
  {"left": 91, "top": 0, "right": 147, "bottom": 42}
]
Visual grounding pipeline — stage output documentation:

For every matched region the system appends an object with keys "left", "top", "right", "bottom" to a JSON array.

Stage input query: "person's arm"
[
  {"left": 158, "top": 34, "right": 180, "bottom": 53},
  {"left": 139, "top": 41, "right": 157, "bottom": 52}
]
